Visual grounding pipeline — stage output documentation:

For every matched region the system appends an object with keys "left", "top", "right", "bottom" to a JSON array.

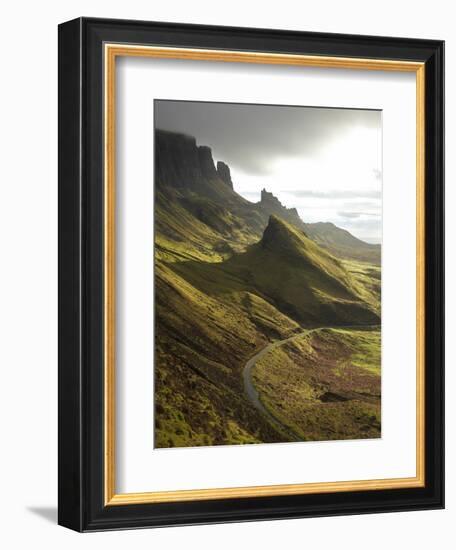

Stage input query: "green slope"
[
  {"left": 171, "top": 215, "right": 379, "bottom": 328},
  {"left": 154, "top": 260, "right": 301, "bottom": 448},
  {"left": 253, "top": 327, "right": 381, "bottom": 441}
]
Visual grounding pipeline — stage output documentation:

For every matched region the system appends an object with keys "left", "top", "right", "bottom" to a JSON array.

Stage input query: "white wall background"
[{"left": 0, "top": 0, "right": 451, "bottom": 547}]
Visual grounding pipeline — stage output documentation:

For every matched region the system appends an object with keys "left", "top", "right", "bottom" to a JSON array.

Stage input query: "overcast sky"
[{"left": 155, "top": 100, "right": 382, "bottom": 243}]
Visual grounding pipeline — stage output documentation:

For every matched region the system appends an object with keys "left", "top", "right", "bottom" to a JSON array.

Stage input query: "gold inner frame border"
[{"left": 103, "top": 44, "right": 425, "bottom": 506}]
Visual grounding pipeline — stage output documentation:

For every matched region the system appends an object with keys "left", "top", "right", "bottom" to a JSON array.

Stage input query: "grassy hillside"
[
  {"left": 252, "top": 328, "right": 381, "bottom": 441},
  {"left": 171, "top": 216, "right": 379, "bottom": 328},
  {"left": 155, "top": 260, "right": 300, "bottom": 447},
  {"left": 155, "top": 215, "right": 380, "bottom": 447}
]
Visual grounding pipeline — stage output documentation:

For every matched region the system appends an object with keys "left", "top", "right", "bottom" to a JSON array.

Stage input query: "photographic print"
[{"left": 154, "top": 100, "right": 382, "bottom": 449}]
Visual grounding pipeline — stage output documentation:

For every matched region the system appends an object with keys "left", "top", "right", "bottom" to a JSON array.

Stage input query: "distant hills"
[
  {"left": 154, "top": 129, "right": 381, "bottom": 448},
  {"left": 303, "top": 222, "right": 381, "bottom": 265}
]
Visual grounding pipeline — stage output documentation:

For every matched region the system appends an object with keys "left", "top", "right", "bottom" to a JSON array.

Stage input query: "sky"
[{"left": 155, "top": 100, "right": 382, "bottom": 244}]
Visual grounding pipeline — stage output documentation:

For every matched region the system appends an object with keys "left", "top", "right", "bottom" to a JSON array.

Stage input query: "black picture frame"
[{"left": 58, "top": 17, "right": 444, "bottom": 532}]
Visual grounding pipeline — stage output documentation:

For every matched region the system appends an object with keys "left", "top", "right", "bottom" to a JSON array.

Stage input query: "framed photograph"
[{"left": 58, "top": 17, "right": 444, "bottom": 531}]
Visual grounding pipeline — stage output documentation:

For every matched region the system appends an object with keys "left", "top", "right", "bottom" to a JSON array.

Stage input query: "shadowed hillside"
[{"left": 171, "top": 216, "right": 379, "bottom": 328}]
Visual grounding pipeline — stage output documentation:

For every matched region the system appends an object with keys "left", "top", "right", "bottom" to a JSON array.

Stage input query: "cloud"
[
  {"left": 239, "top": 190, "right": 261, "bottom": 198},
  {"left": 155, "top": 100, "right": 381, "bottom": 176},
  {"left": 338, "top": 211, "right": 381, "bottom": 219},
  {"left": 339, "top": 216, "right": 381, "bottom": 230},
  {"left": 338, "top": 211, "right": 361, "bottom": 219},
  {"left": 285, "top": 189, "right": 381, "bottom": 199},
  {"left": 155, "top": 99, "right": 382, "bottom": 242}
]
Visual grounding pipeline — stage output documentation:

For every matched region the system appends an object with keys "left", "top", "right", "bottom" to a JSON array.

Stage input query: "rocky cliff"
[
  {"left": 259, "top": 188, "right": 306, "bottom": 231},
  {"left": 155, "top": 129, "right": 235, "bottom": 199},
  {"left": 216, "top": 161, "right": 233, "bottom": 189}
]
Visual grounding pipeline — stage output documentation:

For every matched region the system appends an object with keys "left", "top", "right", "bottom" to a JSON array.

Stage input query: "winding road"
[
  {"left": 242, "top": 329, "right": 315, "bottom": 441},
  {"left": 242, "top": 325, "right": 379, "bottom": 441}
]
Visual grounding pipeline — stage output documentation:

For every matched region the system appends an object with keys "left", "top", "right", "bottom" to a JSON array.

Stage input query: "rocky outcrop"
[
  {"left": 216, "top": 161, "right": 233, "bottom": 189},
  {"left": 155, "top": 130, "right": 203, "bottom": 189},
  {"left": 259, "top": 188, "right": 304, "bottom": 230},
  {"left": 155, "top": 129, "right": 235, "bottom": 197},
  {"left": 198, "top": 145, "right": 218, "bottom": 180},
  {"left": 261, "top": 215, "right": 309, "bottom": 257},
  {"left": 260, "top": 188, "right": 280, "bottom": 207}
]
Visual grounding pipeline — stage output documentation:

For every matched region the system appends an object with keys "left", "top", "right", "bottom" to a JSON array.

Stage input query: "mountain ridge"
[{"left": 155, "top": 129, "right": 380, "bottom": 264}]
